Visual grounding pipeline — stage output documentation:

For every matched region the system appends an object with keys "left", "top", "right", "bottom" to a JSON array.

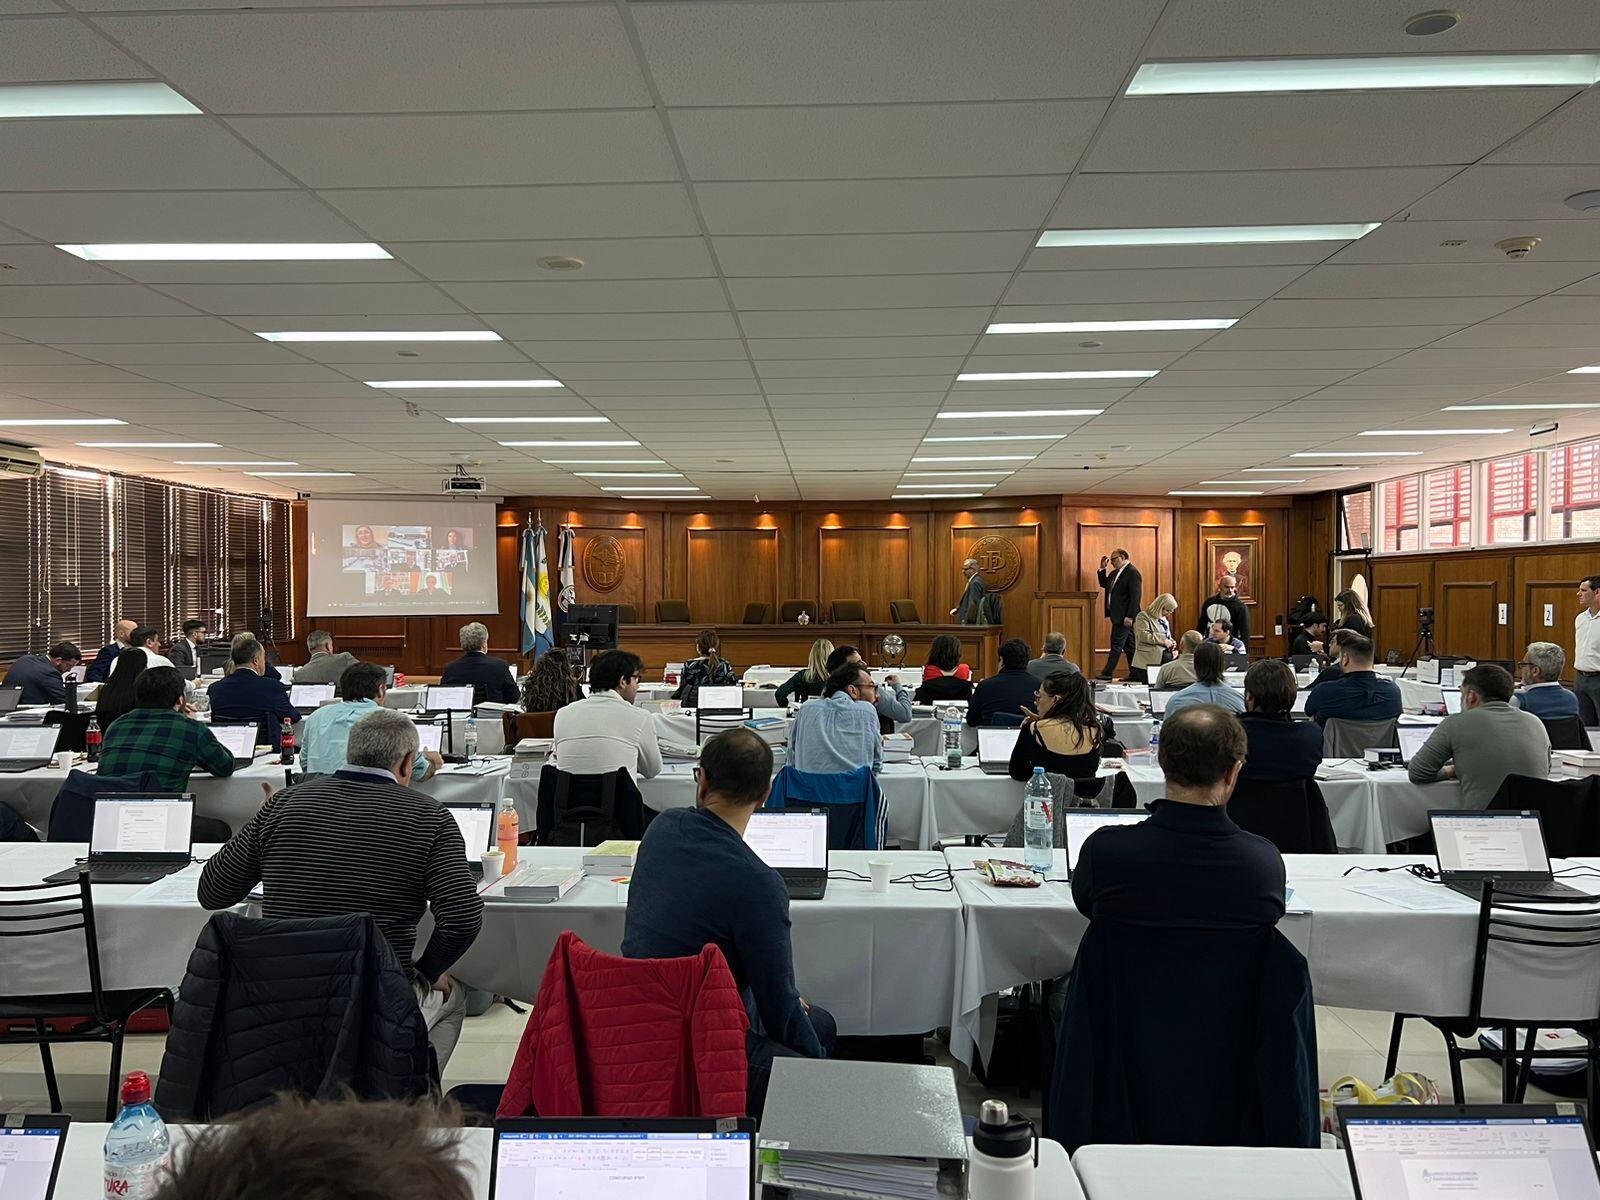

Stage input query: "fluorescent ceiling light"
[
  {"left": 1201, "top": 479, "right": 1304, "bottom": 485},
  {"left": 248, "top": 471, "right": 355, "bottom": 478},
  {"left": 176, "top": 460, "right": 298, "bottom": 466},
  {"left": 445, "top": 416, "right": 607, "bottom": 424},
  {"left": 1291, "top": 451, "right": 1422, "bottom": 458},
  {"left": 1358, "top": 428, "right": 1511, "bottom": 436},
  {"left": 366, "top": 379, "right": 561, "bottom": 389},
  {"left": 1039, "top": 224, "right": 1377, "bottom": 248},
  {"left": 923, "top": 434, "right": 1068, "bottom": 443},
  {"left": 1169, "top": 490, "right": 1264, "bottom": 496},
  {"left": 911, "top": 455, "right": 1036, "bottom": 463},
  {"left": 59, "top": 243, "right": 389, "bottom": 261},
  {"left": 0, "top": 418, "right": 126, "bottom": 426},
  {"left": 542, "top": 458, "right": 665, "bottom": 465},
  {"left": 958, "top": 369, "right": 1159, "bottom": 381},
  {"left": 574, "top": 472, "right": 684, "bottom": 479},
  {"left": 77, "top": 441, "right": 219, "bottom": 448},
  {"left": 900, "top": 483, "right": 995, "bottom": 489},
  {"left": 0, "top": 81, "right": 200, "bottom": 119},
  {"left": 1568, "top": 366, "right": 1600, "bottom": 374},
  {"left": 617, "top": 494, "right": 708, "bottom": 501},
  {"left": 986, "top": 319, "right": 1236, "bottom": 334},
  {"left": 256, "top": 330, "right": 500, "bottom": 343},
  {"left": 601, "top": 486, "right": 699, "bottom": 492},
  {"left": 937, "top": 409, "right": 1103, "bottom": 419},
  {"left": 903, "top": 470, "right": 1012, "bottom": 477},
  {"left": 894, "top": 493, "right": 986, "bottom": 500},
  {"left": 499, "top": 440, "right": 639, "bottom": 448},
  {"left": 1445, "top": 403, "right": 1600, "bottom": 411},
  {"left": 1242, "top": 465, "right": 1350, "bottom": 473},
  {"left": 1126, "top": 54, "right": 1600, "bottom": 96}
]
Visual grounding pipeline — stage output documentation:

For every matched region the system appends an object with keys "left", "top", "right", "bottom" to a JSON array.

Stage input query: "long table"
[{"left": 615, "top": 622, "right": 1003, "bottom": 678}]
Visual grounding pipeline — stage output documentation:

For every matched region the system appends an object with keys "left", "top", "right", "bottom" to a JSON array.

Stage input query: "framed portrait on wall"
[{"left": 1203, "top": 536, "right": 1258, "bottom": 604}]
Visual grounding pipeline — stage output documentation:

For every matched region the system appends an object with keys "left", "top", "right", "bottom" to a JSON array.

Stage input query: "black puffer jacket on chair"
[{"left": 155, "top": 911, "right": 434, "bottom": 1120}]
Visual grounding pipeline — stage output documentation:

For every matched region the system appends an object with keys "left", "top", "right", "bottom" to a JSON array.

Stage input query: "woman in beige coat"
[{"left": 1130, "top": 593, "right": 1178, "bottom": 683}]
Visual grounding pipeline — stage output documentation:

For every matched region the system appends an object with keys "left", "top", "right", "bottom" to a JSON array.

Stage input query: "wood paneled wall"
[{"left": 284, "top": 494, "right": 1295, "bottom": 674}]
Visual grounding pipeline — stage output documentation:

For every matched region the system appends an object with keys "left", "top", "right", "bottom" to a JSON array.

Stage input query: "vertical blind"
[{"left": 0, "top": 467, "right": 293, "bottom": 659}]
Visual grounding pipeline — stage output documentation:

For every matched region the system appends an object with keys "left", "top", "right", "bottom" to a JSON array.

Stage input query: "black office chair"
[
  {"left": 655, "top": 600, "right": 691, "bottom": 624},
  {"left": 0, "top": 874, "right": 172, "bottom": 1118},
  {"left": 1541, "top": 716, "right": 1592, "bottom": 751},
  {"left": 1226, "top": 777, "right": 1337, "bottom": 854},
  {"left": 616, "top": 605, "right": 637, "bottom": 625},
  {"left": 1487, "top": 774, "right": 1600, "bottom": 858},
  {"left": 889, "top": 599, "right": 922, "bottom": 624},
  {"left": 830, "top": 599, "right": 867, "bottom": 622},
  {"left": 535, "top": 765, "right": 649, "bottom": 847},
  {"left": 43, "top": 711, "right": 93, "bottom": 753},
  {"left": 779, "top": 600, "right": 817, "bottom": 623},
  {"left": 742, "top": 603, "right": 770, "bottom": 624}
]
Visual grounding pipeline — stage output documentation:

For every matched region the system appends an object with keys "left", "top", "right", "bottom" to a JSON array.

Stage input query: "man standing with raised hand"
[
  {"left": 952, "top": 557, "right": 988, "bottom": 625},
  {"left": 1096, "top": 549, "right": 1143, "bottom": 680}
]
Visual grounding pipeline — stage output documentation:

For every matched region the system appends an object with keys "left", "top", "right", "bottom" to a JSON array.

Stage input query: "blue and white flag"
[
  {"left": 521, "top": 518, "right": 553, "bottom": 658},
  {"left": 557, "top": 525, "right": 576, "bottom": 614}
]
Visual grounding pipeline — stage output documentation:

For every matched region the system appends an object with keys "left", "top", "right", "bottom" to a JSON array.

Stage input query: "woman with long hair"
[
  {"left": 914, "top": 634, "right": 974, "bottom": 703},
  {"left": 775, "top": 638, "right": 834, "bottom": 706},
  {"left": 520, "top": 651, "right": 581, "bottom": 714},
  {"left": 1008, "top": 669, "right": 1104, "bottom": 780},
  {"left": 1164, "top": 641, "right": 1246, "bottom": 719},
  {"left": 1332, "top": 588, "right": 1373, "bottom": 639},
  {"left": 672, "top": 629, "right": 739, "bottom": 707},
  {"left": 94, "top": 647, "right": 149, "bottom": 731}
]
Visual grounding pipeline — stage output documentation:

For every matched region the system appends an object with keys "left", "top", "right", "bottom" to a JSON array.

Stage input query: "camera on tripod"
[{"left": 1418, "top": 606, "right": 1435, "bottom": 633}]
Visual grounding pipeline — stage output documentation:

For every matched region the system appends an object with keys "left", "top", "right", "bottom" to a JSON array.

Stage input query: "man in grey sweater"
[{"left": 1408, "top": 664, "right": 1551, "bottom": 809}]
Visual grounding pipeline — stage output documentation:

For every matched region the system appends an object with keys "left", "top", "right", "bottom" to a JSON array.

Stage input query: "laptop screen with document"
[
  {"left": 1066, "top": 810, "right": 1147, "bottom": 871},
  {"left": 744, "top": 812, "right": 828, "bottom": 871},
  {"left": 425, "top": 685, "right": 475, "bottom": 712},
  {"left": 0, "top": 726, "right": 58, "bottom": 760},
  {"left": 491, "top": 1123, "right": 755, "bottom": 1200},
  {"left": 90, "top": 795, "right": 193, "bottom": 855},
  {"left": 0, "top": 1118, "right": 72, "bottom": 1200},
  {"left": 445, "top": 801, "right": 497, "bottom": 857},
  {"left": 289, "top": 683, "right": 334, "bottom": 708},
  {"left": 209, "top": 724, "right": 257, "bottom": 761},
  {"left": 977, "top": 726, "right": 1020, "bottom": 764},
  {"left": 696, "top": 686, "right": 744, "bottom": 712},
  {"left": 414, "top": 722, "right": 445, "bottom": 753},
  {"left": 1398, "top": 725, "right": 1432, "bottom": 763},
  {"left": 1432, "top": 811, "right": 1552, "bottom": 879}
]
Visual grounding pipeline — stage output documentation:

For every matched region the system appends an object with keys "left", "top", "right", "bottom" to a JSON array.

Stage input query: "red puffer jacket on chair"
[{"left": 497, "top": 930, "right": 749, "bottom": 1118}]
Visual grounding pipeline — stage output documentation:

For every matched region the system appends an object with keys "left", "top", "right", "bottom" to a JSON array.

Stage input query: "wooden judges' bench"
[{"left": 616, "top": 623, "right": 1002, "bottom": 678}]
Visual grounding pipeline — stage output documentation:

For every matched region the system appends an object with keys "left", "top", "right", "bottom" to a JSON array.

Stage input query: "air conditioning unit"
[{"left": 0, "top": 442, "right": 44, "bottom": 479}]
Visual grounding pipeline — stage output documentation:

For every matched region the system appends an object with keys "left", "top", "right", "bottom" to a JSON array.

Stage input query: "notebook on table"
[
  {"left": 43, "top": 793, "right": 195, "bottom": 884},
  {"left": 1430, "top": 809, "right": 1588, "bottom": 899},
  {"left": 0, "top": 726, "right": 59, "bottom": 773},
  {"left": 975, "top": 725, "right": 1019, "bottom": 774},
  {"left": 744, "top": 810, "right": 829, "bottom": 900},
  {"left": 0, "top": 1113, "right": 72, "bottom": 1200},
  {"left": 490, "top": 1118, "right": 756, "bottom": 1200},
  {"left": 1339, "top": 1104, "right": 1600, "bottom": 1200}
]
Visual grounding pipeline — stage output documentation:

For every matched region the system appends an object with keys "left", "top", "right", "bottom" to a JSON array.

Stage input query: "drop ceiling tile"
[
  {"left": 760, "top": 376, "right": 960, "bottom": 393},
  {"left": 672, "top": 101, "right": 1103, "bottom": 180},
  {"left": 544, "top": 360, "right": 755, "bottom": 381},
  {"left": 0, "top": 286, "right": 194, "bottom": 318},
  {"left": 0, "top": 189, "right": 364, "bottom": 244},
  {"left": 1169, "top": 348, "right": 1396, "bottom": 371},
  {"left": 292, "top": 342, "right": 529, "bottom": 365},
  {"left": 320, "top": 184, "right": 699, "bottom": 242},
  {"left": 443, "top": 279, "right": 728, "bottom": 314},
  {"left": 750, "top": 335, "right": 977, "bottom": 360},
  {"left": 227, "top": 111, "right": 677, "bottom": 188},
  {"left": 0, "top": 345, "right": 101, "bottom": 366},
  {"left": 513, "top": 339, "right": 746, "bottom": 363},
  {"left": 758, "top": 356, "right": 964, "bottom": 378},
  {"left": 1281, "top": 261, "right": 1592, "bottom": 299},
  {"left": 713, "top": 230, "right": 1033, "bottom": 278},
  {"left": 1485, "top": 296, "right": 1600, "bottom": 324},
  {"left": 737, "top": 308, "right": 992, "bottom": 338},
  {"left": 488, "top": 312, "right": 742, "bottom": 341},
  {"left": 1201, "top": 326, "right": 1462, "bottom": 351},
  {"left": 0, "top": 118, "right": 293, "bottom": 190},
  {"left": 1404, "top": 165, "right": 1600, "bottom": 222},
  {"left": 1489, "top": 87, "right": 1600, "bottom": 165},
  {"left": 568, "top": 379, "right": 763, "bottom": 397},
  {"left": 0, "top": 16, "right": 149, "bottom": 81},
  {"left": 0, "top": 244, "right": 128, "bottom": 286},
  {"left": 1433, "top": 324, "right": 1600, "bottom": 350},
  {"left": 696, "top": 177, "right": 1066, "bottom": 235},
  {"left": 0, "top": 362, "right": 156, "bottom": 383},
  {"left": 973, "top": 331, "right": 1221, "bottom": 355},
  {"left": 156, "top": 282, "right": 465, "bottom": 316},
  {"left": 1380, "top": 347, "right": 1591, "bottom": 371},
  {"left": 729, "top": 274, "right": 1008, "bottom": 311},
  {"left": 1003, "top": 265, "right": 1304, "bottom": 305},
  {"left": 1023, "top": 242, "right": 1333, "bottom": 271},
  {"left": 1241, "top": 297, "right": 1529, "bottom": 328},
  {"left": 392, "top": 238, "right": 714, "bottom": 282}
]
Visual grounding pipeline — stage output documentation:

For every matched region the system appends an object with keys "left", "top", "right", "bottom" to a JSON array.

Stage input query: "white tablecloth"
[
  {"left": 1072, "top": 1145, "right": 1353, "bottom": 1200},
  {"left": 449, "top": 848, "right": 964, "bottom": 1038}
]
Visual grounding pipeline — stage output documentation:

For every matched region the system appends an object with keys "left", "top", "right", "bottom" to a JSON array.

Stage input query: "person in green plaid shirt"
[{"left": 98, "top": 666, "right": 237, "bottom": 790}]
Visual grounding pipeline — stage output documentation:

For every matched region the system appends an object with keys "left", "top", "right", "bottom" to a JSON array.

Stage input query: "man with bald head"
[{"left": 87, "top": 618, "right": 137, "bottom": 683}]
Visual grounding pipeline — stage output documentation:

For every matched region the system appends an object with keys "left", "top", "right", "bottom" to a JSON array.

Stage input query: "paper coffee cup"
[
  {"left": 481, "top": 850, "right": 505, "bottom": 880},
  {"left": 867, "top": 858, "right": 893, "bottom": 893}
]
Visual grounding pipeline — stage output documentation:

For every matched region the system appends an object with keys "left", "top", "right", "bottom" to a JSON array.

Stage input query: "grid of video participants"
[{"left": 341, "top": 524, "right": 471, "bottom": 597}]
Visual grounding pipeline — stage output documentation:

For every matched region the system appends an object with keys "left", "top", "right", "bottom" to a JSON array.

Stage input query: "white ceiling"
[{"left": 3, "top": 0, "right": 1600, "bottom": 501}]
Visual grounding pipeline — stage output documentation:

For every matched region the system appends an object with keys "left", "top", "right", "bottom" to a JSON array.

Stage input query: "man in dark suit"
[
  {"left": 1095, "top": 548, "right": 1143, "bottom": 680},
  {"left": 3, "top": 641, "right": 82, "bottom": 705},
  {"left": 951, "top": 558, "right": 988, "bottom": 625},
  {"left": 439, "top": 621, "right": 520, "bottom": 705},
  {"left": 86, "top": 618, "right": 136, "bottom": 683},
  {"left": 206, "top": 634, "right": 298, "bottom": 748}
]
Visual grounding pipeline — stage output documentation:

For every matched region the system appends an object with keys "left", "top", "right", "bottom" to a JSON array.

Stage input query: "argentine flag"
[{"left": 521, "top": 518, "right": 553, "bottom": 658}]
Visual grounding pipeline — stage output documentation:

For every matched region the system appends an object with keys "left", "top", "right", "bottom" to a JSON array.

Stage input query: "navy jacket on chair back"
[{"left": 47, "top": 768, "right": 156, "bottom": 842}]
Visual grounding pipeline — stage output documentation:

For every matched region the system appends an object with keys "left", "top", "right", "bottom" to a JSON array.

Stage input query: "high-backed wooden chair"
[{"left": 655, "top": 600, "right": 690, "bottom": 624}]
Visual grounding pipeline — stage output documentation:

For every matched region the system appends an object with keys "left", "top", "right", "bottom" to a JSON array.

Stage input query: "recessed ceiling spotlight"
[
  {"left": 1404, "top": 9, "right": 1460, "bottom": 35},
  {"left": 537, "top": 256, "right": 585, "bottom": 271},
  {"left": 1565, "top": 190, "right": 1600, "bottom": 213}
]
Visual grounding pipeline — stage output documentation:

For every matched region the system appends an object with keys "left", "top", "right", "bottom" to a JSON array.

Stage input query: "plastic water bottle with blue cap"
[{"left": 1023, "top": 767, "right": 1053, "bottom": 873}]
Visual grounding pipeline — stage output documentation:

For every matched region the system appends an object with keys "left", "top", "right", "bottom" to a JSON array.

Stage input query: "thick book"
[
  {"left": 582, "top": 839, "right": 640, "bottom": 875},
  {"left": 498, "top": 864, "right": 583, "bottom": 903}
]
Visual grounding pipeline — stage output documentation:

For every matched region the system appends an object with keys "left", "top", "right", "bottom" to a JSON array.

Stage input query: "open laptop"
[
  {"left": 976, "top": 725, "right": 1020, "bottom": 775},
  {"left": 1065, "top": 809, "right": 1147, "bottom": 877},
  {"left": 209, "top": 722, "right": 263, "bottom": 767},
  {"left": 274, "top": 664, "right": 295, "bottom": 685},
  {"left": 1290, "top": 690, "right": 1311, "bottom": 718},
  {"left": 0, "top": 726, "right": 59, "bottom": 773},
  {"left": 744, "top": 811, "right": 830, "bottom": 900},
  {"left": 0, "top": 1113, "right": 72, "bottom": 1200},
  {"left": 1222, "top": 652, "right": 1249, "bottom": 672},
  {"left": 1148, "top": 688, "right": 1179, "bottom": 716},
  {"left": 1339, "top": 1104, "right": 1600, "bottom": 1200},
  {"left": 425, "top": 684, "right": 475, "bottom": 713},
  {"left": 289, "top": 682, "right": 335, "bottom": 713},
  {"left": 0, "top": 686, "right": 20, "bottom": 715},
  {"left": 696, "top": 685, "right": 744, "bottom": 713},
  {"left": 1442, "top": 687, "right": 1463, "bottom": 715},
  {"left": 43, "top": 793, "right": 195, "bottom": 884},
  {"left": 1430, "top": 809, "right": 1588, "bottom": 898},
  {"left": 414, "top": 721, "right": 445, "bottom": 753},
  {"left": 1397, "top": 724, "right": 1433, "bottom": 764},
  {"left": 490, "top": 1118, "right": 756, "bottom": 1200},
  {"left": 444, "top": 799, "right": 497, "bottom": 878}
]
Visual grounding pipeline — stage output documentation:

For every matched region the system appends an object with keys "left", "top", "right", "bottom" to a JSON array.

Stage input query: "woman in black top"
[
  {"left": 913, "top": 634, "right": 974, "bottom": 704},
  {"left": 775, "top": 638, "right": 833, "bottom": 706},
  {"left": 94, "top": 647, "right": 148, "bottom": 731},
  {"left": 672, "top": 629, "right": 739, "bottom": 707},
  {"left": 1008, "top": 669, "right": 1103, "bottom": 780},
  {"left": 1332, "top": 589, "right": 1373, "bottom": 640}
]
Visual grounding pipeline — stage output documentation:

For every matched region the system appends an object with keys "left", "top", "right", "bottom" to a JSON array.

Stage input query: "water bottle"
[
  {"left": 465, "top": 715, "right": 478, "bottom": 758},
  {"left": 1023, "top": 767, "right": 1052, "bottom": 873},
  {"left": 942, "top": 706, "right": 963, "bottom": 770},
  {"left": 968, "top": 1099, "right": 1036, "bottom": 1200},
  {"left": 85, "top": 715, "right": 102, "bottom": 763},
  {"left": 1149, "top": 718, "right": 1160, "bottom": 759},
  {"left": 104, "top": 1070, "right": 171, "bottom": 1200}
]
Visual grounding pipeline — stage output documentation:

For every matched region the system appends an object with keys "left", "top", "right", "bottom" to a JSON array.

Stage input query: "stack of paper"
[
  {"left": 582, "top": 839, "right": 640, "bottom": 875},
  {"left": 881, "top": 732, "right": 915, "bottom": 765},
  {"left": 1558, "top": 750, "right": 1600, "bottom": 777},
  {"left": 498, "top": 865, "right": 583, "bottom": 902},
  {"left": 514, "top": 737, "right": 554, "bottom": 756},
  {"left": 764, "top": 1152, "right": 944, "bottom": 1200}
]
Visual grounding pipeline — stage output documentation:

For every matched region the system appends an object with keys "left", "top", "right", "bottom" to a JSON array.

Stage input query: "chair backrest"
[
  {"left": 193, "top": 815, "right": 234, "bottom": 844},
  {"left": 979, "top": 592, "right": 1003, "bottom": 625},
  {"left": 1541, "top": 715, "right": 1592, "bottom": 751},
  {"left": 504, "top": 710, "right": 557, "bottom": 745},
  {"left": 1486, "top": 773, "right": 1600, "bottom": 858},
  {"left": 766, "top": 764, "right": 884, "bottom": 850},
  {"left": 694, "top": 710, "right": 749, "bottom": 745},
  {"left": 779, "top": 600, "right": 816, "bottom": 624},
  {"left": 655, "top": 600, "right": 691, "bottom": 624},
  {"left": 1466, "top": 886, "right": 1600, "bottom": 1026},
  {"left": 616, "top": 605, "right": 637, "bottom": 625},
  {"left": 0, "top": 800, "right": 39, "bottom": 842},
  {"left": 0, "top": 874, "right": 114, "bottom": 1012},
  {"left": 889, "top": 599, "right": 921, "bottom": 624},
  {"left": 742, "top": 603, "right": 770, "bottom": 625},
  {"left": 829, "top": 599, "right": 867, "bottom": 623},
  {"left": 46, "top": 768, "right": 156, "bottom": 842},
  {"left": 1226, "top": 777, "right": 1337, "bottom": 854},
  {"left": 43, "top": 710, "right": 93, "bottom": 753},
  {"left": 1320, "top": 717, "right": 1398, "bottom": 757},
  {"left": 535, "top": 765, "right": 648, "bottom": 847},
  {"left": 989, "top": 711, "right": 1025, "bottom": 728}
]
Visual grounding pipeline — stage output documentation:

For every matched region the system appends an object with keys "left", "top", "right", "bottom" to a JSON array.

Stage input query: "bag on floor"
[
  {"left": 1320, "top": 1072, "right": 1440, "bottom": 1135},
  {"left": 1478, "top": 1028, "right": 1591, "bottom": 1098}
]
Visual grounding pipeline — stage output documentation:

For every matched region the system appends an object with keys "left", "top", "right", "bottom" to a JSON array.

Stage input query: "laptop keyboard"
[{"left": 89, "top": 861, "right": 183, "bottom": 876}]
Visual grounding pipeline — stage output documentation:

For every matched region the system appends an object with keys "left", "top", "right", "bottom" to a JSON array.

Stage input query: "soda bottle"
[
  {"left": 1023, "top": 767, "right": 1053, "bottom": 874},
  {"left": 85, "top": 716, "right": 102, "bottom": 763},
  {"left": 496, "top": 796, "right": 519, "bottom": 872},
  {"left": 278, "top": 717, "right": 296, "bottom": 766},
  {"left": 104, "top": 1070, "right": 171, "bottom": 1200}
]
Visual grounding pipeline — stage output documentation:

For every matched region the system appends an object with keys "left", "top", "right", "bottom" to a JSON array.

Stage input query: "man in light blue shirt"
[
  {"left": 299, "top": 662, "right": 443, "bottom": 781},
  {"left": 788, "top": 662, "right": 883, "bottom": 775}
]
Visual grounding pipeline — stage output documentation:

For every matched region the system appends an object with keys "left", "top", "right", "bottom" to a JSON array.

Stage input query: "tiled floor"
[{"left": 0, "top": 1002, "right": 1565, "bottom": 1124}]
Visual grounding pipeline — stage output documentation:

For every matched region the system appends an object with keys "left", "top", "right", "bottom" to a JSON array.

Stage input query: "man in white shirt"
[
  {"left": 551, "top": 649, "right": 662, "bottom": 780},
  {"left": 1574, "top": 575, "right": 1600, "bottom": 725},
  {"left": 114, "top": 625, "right": 175, "bottom": 674}
]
